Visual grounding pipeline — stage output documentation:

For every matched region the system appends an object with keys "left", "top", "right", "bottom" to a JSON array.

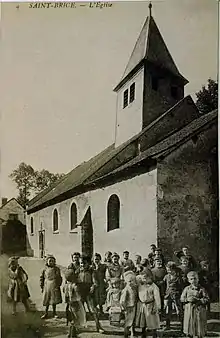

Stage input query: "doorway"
[
  {"left": 2, "top": 219, "right": 27, "bottom": 255},
  {"left": 81, "top": 207, "right": 93, "bottom": 259}
]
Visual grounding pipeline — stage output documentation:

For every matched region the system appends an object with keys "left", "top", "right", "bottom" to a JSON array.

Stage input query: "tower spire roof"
[{"left": 114, "top": 8, "right": 188, "bottom": 91}]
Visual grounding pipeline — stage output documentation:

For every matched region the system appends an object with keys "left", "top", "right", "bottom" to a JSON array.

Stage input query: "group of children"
[{"left": 7, "top": 245, "right": 213, "bottom": 338}]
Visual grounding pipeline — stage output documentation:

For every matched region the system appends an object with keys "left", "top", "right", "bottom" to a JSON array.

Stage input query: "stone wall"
[
  {"left": 140, "top": 95, "right": 200, "bottom": 151},
  {"left": 142, "top": 64, "right": 184, "bottom": 128},
  {"left": 157, "top": 121, "right": 218, "bottom": 271}
]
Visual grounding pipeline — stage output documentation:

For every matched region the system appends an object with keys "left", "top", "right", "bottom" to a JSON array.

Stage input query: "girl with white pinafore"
[{"left": 135, "top": 273, "right": 161, "bottom": 338}]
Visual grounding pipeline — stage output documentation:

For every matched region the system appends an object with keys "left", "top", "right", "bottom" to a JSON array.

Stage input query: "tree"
[
  {"left": 195, "top": 78, "right": 218, "bottom": 114},
  {"left": 34, "top": 169, "right": 65, "bottom": 193},
  {"left": 9, "top": 163, "right": 35, "bottom": 208},
  {"left": 9, "top": 163, "right": 65, "bottom": 208}
]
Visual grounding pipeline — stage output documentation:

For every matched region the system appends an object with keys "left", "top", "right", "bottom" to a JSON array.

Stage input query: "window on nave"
[
  {"left": 107, "top": 194, "right": 120, "bottom": 232},
  {"left": 53, "top": 209, "right": 59, "bottom": 232},
  {"left": 70, "top": 202, "right": 77, "bottom": 231},
  {"left": 30, "top": 217, "right": 34, "bottom": 235}
]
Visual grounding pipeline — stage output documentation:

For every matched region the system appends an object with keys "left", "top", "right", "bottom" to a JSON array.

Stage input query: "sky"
[{"left": 0, "top": 0, "right": 218, "bottom": 200}]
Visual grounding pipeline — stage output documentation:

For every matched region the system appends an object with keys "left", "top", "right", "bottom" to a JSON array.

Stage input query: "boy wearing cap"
[
  {"left": 175, "top": 247, "right": 197, "bottom": 270},
  {"left": 141, "top": 258, "right": 153, "bottom": 279},
  {"left": 77, "top": 255, "right": 104, "bottom": 333},
  {"left": 154, "top": 248, "right": 165, "bottom": 267},
  {"left": 198, "top": 261, "right": 212, "bottom": 293},
  {"left": 68, "top": 252, "right": 81, "bottom": 274},
  {"left": 178, "top": 256, "right": 191, "bottom": 288},
  {"left": 65, "top": 253, "right": 81, "bottom": 321},
  {"left": 148, "top": 244, "right": 156, "bottom": 268},
  {"left": 121, "top": 251, "right": 135, "bottom": 273},
  {"left": 198, "top": 261, "right": 213, "bottom": 313},
  {"left": 106, "top": 253, "right": 124, "bottom": 284},
  {"left": 152, "top": 258, "right": 166, "bottom": 312},
  {"left": 134, "top": 255, "right": 142, "bottom": 275},
  {"left": 64, "top": 269, "right": 86, "bottom": 337},
  {"left": 163, "top": 261, "right": 183, "bottom": 330},
  {"left": 93, "top": 253, "right": 107, "bottom": 315},
  {"left": 104, "top": 251, "right": 112, "bottom": 268}
]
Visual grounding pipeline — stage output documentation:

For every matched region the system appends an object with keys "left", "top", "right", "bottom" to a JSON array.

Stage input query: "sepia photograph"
[{"left": 0, "top": 1, "right": 219, "bottom": 337}]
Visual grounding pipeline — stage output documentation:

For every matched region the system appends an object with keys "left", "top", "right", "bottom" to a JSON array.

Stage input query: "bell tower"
[{"left": 114, "top": 3, "right": 188, "bottom": 147}]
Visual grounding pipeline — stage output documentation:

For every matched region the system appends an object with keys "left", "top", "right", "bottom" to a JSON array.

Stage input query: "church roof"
[
  {"left": 114, "top": 11, "right": 188, "bottom": 91},
  {"left": 27, "top": 144, "right": 115, "bottom": 211},
  {"left": 27, "top": 95, "right": 200, "bottom": 213},
  {"left": 92, "top": 109, "right": 217, "bottom": 179}
]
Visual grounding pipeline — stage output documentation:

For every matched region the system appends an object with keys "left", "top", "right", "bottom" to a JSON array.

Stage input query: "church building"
[{"left": 26, "top": 6, "right": 218, "bottom": 270}]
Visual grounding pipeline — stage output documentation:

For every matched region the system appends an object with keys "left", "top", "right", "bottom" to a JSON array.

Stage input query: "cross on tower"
[{"left": 149, "top": 2, "right": 152, "bottom": 17}]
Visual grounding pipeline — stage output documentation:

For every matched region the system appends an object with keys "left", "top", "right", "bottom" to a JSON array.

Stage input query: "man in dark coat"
[
  {"left": 148, "top": 244, "right": 156, "bottom": 268},
  {"left": 175, "top": 247, "right": 197, "bottom": 270}
]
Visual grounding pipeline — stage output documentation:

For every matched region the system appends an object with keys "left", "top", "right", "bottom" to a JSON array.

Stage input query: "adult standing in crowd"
[
  {"left": 148, "top": 244, "right": 156, "bottom": 268},
  {"left": 104, "top": 251, "right": 112, "bottom": 268},
  {"left": 175, "top": 247, "right": 197, "bottom": 270},
  {"left": 120, "top": 251, "right": 135, "bottom": 273},
  {"left": 68, "top": 252, "right": 81, "bottom": 273},
  {"left": 105, "top": 253, "right": 124, "bottom": 287},
  {"left": 93, "top": 253, "right": 107, "bottom": 316},
  {"left": 154, "top": 248, "right": 165, "bottom": 266},
  {"left": 134, "top": 255, "right": 142, "bottom": 275}
]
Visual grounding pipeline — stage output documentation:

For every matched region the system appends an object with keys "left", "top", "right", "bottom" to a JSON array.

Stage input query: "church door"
[
  {"left": 39, "top": 230, "right": 45, "bottom": 258},
  {"left": 81, "top": 207, "right": 93, "bottom": 259}
]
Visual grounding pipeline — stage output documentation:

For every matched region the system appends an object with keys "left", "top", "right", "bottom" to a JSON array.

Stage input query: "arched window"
[
  {"left": 107, "top": 194, "right": 120, "bottom": 232},
  {"left": 70, "top": 203, "right": 77, "bottom": 231},
  {"left": 53, "top": 209, "right": 59, "bottom": 232},
  {"left": 30, "top": 217, "right": 34, "bottom": 235}
]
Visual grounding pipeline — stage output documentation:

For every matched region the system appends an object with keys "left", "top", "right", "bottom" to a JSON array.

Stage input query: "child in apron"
[
  {"left": 181, "top": 271, "right": 209, "bottom": 338},
  {"left": 135, "top": 273, "right": 161, "bottom": 338},
  {"left": 40, "top": 255, "right": 62, "bottom": 319},
  {"left": 63, "top": 269, "right": 86, "bottom": 337},
  {"left": 120, "top": 271, "right": 137, "bottom": 338},
  {"left": 7, "top": 256, "right": 30, "bottom": 315},
  {"left": 106, "top": 277, "right": 122, "bottom": 326}
]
